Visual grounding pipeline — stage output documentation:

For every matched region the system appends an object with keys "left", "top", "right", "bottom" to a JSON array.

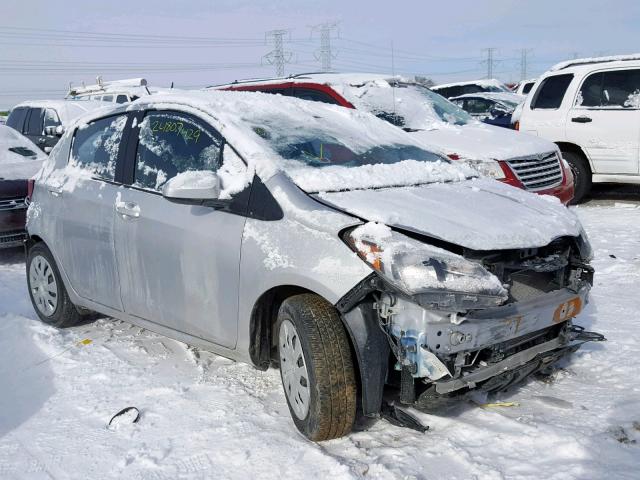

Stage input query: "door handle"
[
  {"left": 48, "top": 187, "right": 63, "bottom": 197},
  {"left": 571, "top": 116, "right": 592, "bottom": 123},
  {"left": 115, "top": 201, "right": 140, "bottom": 218}
]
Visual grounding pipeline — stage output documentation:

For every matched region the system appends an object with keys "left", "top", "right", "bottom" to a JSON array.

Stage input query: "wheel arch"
[{"left": 556, "top": 142, "right": 593, "bottom": 173}]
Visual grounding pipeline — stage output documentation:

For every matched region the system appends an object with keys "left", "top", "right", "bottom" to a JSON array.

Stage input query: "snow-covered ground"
[{"left": 1, "top": 197, "right": 639, "bottom": 480}]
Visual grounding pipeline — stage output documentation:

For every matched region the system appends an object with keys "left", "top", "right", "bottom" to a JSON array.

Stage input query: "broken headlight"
[
  {"left": 576, "top": 226, "right": 593, "bottom": 262},
  {"left": 345, "top": 223, "right": 508, "bottom": 311}
]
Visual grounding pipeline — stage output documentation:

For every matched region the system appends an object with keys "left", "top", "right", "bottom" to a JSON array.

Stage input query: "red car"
[{"left": 211, "top": 74, "right": 574, "bottom": 204}]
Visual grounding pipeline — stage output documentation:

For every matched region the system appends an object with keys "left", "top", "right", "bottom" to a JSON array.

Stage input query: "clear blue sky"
[{"left": 0, "top": 0, "right": 637, "bottom": 108}]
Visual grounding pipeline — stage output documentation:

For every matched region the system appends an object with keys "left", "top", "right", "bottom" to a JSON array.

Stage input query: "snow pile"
[
  {"left": 286, "top": 159, "right": 474, "bottom": 193},
  {"left": 1, "top": 201, "right": 640, "bottom": 478},
  {"left": 433, "top": 78, "right": 510, "bottom": 92},
  {"left": 0, "top": 126, "right": 47, "bottom": 180},
  {"left": 167, "top": 170, "right": 218, "bottom": 189}
]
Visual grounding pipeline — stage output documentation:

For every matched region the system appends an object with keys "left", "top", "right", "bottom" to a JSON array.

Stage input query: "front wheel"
[
  {"left": 27, "top": 243, "right": 82, "bottom": 327},
  {"left": 276, "top": 294, "right": 357, "bottom": 441},
  {"left": 563, "top": 150, "right": 592, "bottom": 204}
]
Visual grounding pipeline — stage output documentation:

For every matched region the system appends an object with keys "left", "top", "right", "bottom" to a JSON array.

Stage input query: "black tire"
[
  {"left": 276, "top": 294, "right": 357, "bottom": 441},
  {"left": 26, "top": 242, "right": 82, "bottom": 327},
  {"left": 563, "top": 150, "right": 592, "bottom": 204}
]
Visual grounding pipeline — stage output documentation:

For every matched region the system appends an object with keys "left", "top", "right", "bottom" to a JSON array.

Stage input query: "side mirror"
[
  {"left": 45, "top": 125, "right": 65, "bottom": 136},
  {"left": 161, "top": 171, "right": 220, "bottom": 202}
]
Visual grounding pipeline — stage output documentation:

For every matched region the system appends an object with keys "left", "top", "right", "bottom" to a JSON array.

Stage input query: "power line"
[
  {"left": 310, "top": 22, "right": 339, "bottom": 71},
  {"left": 263, "top": 30, "right": 293, "bottom": 76},
  {"left": 482, "top": 47, "right": 497, "bottom": 78}
]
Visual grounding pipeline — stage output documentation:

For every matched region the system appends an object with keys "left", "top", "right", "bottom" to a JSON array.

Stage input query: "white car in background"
[
  {"left": 514, "top": 78, "right": 538, "bottom": 96},
  {"left": 215, "top": 74, "right": 574, "bottom": 203},
  {"left": 6, "top": 100, "right": 106, "bottom": 153},
  {"left": 518, "top": 54, "right": 640, "bottom": 202}
]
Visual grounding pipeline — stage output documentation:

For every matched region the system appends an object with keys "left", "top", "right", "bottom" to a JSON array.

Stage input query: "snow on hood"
[
  {"left": 0, "top": 125, "right": 47, "bottom": 180},
  {"left": 316, "top": 178, "right": 581, "bottom": 250},
  {"left": 411, "top": 122, "right": 557, "bottom": 161},
  {"left": 433, "top": 78, "right": 510, "bottom": 92}
]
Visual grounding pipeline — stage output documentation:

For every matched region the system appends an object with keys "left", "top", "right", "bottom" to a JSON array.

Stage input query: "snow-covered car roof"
[
  {"left": 11, "top": 100, "right": 108, "bottom": 125},
  {"left": 450, "top": 92, "right": 524, "bottom": 107},
  {"left": 432, "top": 78, "right": 510, "bottom": 92},
  {"left": 550, "top": 53, "right": 640, "bottom": 72},
  {"left": 0, "top": 125, "right": 47, "bottom": 180},
  {"left": 66, "top": 90, "right": 474, "bottom": 193}
]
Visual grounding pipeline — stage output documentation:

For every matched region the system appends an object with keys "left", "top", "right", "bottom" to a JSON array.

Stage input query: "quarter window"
[
  {"left": 134, "top": 111, "right": 222, "bottom": 191},
  {"left": 116, "top": 95, "right": 128, "bottom": 104},
  {"left": 531, "top": 74, "right": 573, "bottom": 109},
  {"left": 577, "top": 69, "right": 640, "bottom": 108},
  {"left": 71, "top": 114, "right": 128, "bottom": 181}
]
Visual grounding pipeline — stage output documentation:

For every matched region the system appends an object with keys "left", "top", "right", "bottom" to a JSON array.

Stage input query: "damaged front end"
[{"left": 338, "top": 226, "right": 603, "bottom": 415}]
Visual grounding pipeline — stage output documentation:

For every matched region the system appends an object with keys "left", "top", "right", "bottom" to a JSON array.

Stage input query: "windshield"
[{"left": 254, "top": 128, "right": 443, "bottom": 168}]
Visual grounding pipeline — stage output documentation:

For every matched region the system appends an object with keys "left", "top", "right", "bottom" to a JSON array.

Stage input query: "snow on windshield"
[
  {"left": 131, "top": 91, "right": 475, "bottom": 193},
  {"left": 332, "top": 79, "right": 473, "bottom": 130}
]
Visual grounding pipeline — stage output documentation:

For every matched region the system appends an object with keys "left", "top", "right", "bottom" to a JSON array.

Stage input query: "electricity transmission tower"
[
  {"left": 482, "top": 47, "right": 497, "bottom": 78},
  {"left": 311, "top": 22, "right": 339, "bottom": 71},
  {"left": 263, "top": 29, "right": 292, "bottom": 76},
  {"left": 520, "top": 48, "right": 533, "bottom": 80}
]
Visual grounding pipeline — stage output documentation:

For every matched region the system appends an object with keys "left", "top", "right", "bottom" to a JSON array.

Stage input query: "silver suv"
[{"left": 27, "top": 91, "right": 598, "bottom": 441}]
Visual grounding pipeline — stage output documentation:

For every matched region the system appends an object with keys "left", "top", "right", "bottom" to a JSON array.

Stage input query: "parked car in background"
[
  {"left": 514, "top": 78, "right": 537, "bottom": 96},
  {"left": 518, "top": 54, "right": 640, "bottom": 202},
  {"left": 0, "top": 125, "right": 47, "bottom": 248},
  {"left": 431, "top": 78, "right": 512, "bottom": 99},
  {"left": 67, "top": 77, "right": 148, "bottom": 104},
  {"left": 27, "top": 91, "right": 597, "bottom": 441},
  {"left": 6, "top": 100, "right": 105, "bottom": 153},
  {"left": 212, "top": 74, "right": 573, "bottom": 203},
  {"left": 450, "top": 92, "right": 523, "bottom": 128}
]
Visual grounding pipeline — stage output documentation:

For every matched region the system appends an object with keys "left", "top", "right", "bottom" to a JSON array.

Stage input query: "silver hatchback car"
[{"left": 26, "top": 91, "right": 598, "bottom": 441}]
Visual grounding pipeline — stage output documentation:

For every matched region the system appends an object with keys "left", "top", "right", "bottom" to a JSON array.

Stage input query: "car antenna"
[
  {"left": 391, "top": 40, "right": 398, "bottom": 124},
  {"left": 170, "top": 81, "right": 174, "bottom": 89}
]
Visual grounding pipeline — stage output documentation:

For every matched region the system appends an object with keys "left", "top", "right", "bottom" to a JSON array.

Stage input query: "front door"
[
  {"left": 566, "top": 68, "right": 640, "bottom": 175},
  {"left": 114, "top": 110, "right": 247, "bottom": 348}
]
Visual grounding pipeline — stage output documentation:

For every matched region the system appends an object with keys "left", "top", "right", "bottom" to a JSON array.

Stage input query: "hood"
[
  {"left": 409, "top": 122, "right": 557, "bottom": 162},
  {"left": 315, "top": 178, "right": 581, "bottom": 251}
]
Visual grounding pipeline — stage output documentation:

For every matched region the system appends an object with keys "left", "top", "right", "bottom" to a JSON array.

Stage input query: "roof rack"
[
  {"left": 550, "top": 54, "right": 640, "bottom": 71},
  {"left": 67, "top": 77, "right": 147, "bottom": 97},
  {"left": 206, "top": 71, "right": 342, "bottom": 89}
]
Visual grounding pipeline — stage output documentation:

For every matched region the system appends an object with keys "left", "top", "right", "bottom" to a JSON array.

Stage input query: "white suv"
[{"left": 518, "top": 55, "right": 640, "bottom": 202}]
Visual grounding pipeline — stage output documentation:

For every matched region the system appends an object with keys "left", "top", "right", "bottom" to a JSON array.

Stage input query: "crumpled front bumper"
[{"left": 388, "top": 283, "right": 591, "bottom": 388}]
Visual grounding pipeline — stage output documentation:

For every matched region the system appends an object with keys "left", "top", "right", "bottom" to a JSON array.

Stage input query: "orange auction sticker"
[{"left": 553, "top": 297, "right": 583, "bottom": 323}]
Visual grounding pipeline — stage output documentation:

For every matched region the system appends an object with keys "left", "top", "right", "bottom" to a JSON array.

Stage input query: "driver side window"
[{"left": 134, "top": 111, "right": 223, "bottom": 192}]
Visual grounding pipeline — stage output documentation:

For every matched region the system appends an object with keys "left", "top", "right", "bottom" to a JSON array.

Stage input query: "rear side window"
[
  {"left": 531, "top": 74, "right": 573, "bottom": 109},
  {"left": 6, "top": 107, "right": 27, "bottom": 131},
  {"left": 522, "top": 82, "right": 534, "bottom": 94},
  {"left": 116, "top": 95, "right": 128, "bottom": 104},
  {"left": 71, "top": 114, "right": 128, "bottom": 181},
  {"left": 25, "top": 108, "right": 43, "bottom": 135},
  {"left": 102, "top": 95, "right": 113, "bottom": 102},
  {"left": 134, "top": 111, "right": 223, "bottom": 191},
  {"left": 577, "top": 69, "right": 640, "bottom": 108},
  {"left": 292, "top": 88, "right": 340, "bottom": 105}
]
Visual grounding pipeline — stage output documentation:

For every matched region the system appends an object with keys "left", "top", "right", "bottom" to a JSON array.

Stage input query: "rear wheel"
[
  {"left": 27, "top": 243, "right": 82, "bottom": 327},
  {"left": 562, "top": 150, "right": 592, "bottom": 204},
  {"left": 276, "top": 294, "right": 357, "bottom": 441}
]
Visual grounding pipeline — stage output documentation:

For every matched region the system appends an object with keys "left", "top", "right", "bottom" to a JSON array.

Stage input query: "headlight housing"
[
  {"left": 345, "top": 223, "right": 508, "bottom": 311},
  {"left": 461, "top": 160, "right": 506, "bottom": 180}
]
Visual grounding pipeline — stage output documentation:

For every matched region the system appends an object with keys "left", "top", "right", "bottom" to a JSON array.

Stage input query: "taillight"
[
  {"left": 514, "top": 121, "right": 520, "bottom": 131},
  {"left": 447, "top": 153, "right": 460, "bottom": 160},
  {"left": 27, "top": 179, "right": 35, "bottom": 202}
]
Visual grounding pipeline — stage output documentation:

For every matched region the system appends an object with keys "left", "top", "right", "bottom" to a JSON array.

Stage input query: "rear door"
[
  {"left": 566, "top": 68, "right": 640, "bottom": 174},
  {"left": 53, "top": 113, "right": 130, "bottom": 310},
  {"left": 23, "top": 108, "right": 45, "bottom": 150},
  {"left": 113, "top": 109, "right": 248, "bottom": 348}
]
